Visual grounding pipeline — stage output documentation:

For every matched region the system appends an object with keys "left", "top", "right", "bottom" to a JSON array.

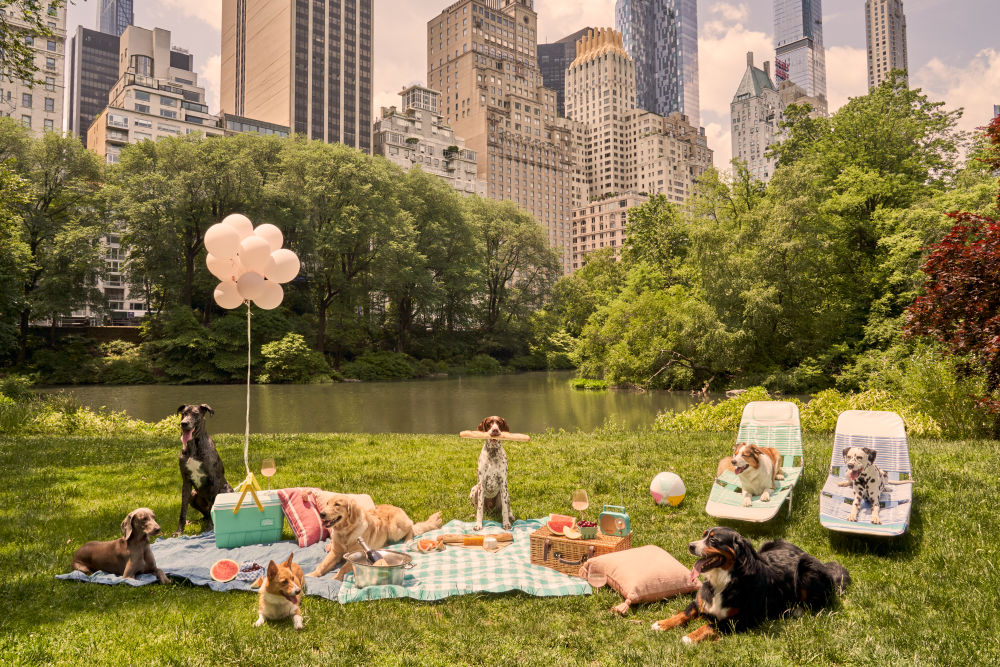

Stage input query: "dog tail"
[
  {"left": 887, "top": 479, "right": 915, "bottom": 485},
  {"left": 412, "top": 511, "right": 443, "bottom": 536}
]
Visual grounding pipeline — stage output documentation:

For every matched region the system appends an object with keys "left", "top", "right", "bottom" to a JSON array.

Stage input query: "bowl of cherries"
[{"left": 577, "top": 519, "right": 598, "bottom": 539}]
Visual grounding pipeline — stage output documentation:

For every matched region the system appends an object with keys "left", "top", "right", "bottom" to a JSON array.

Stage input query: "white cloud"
[
  {"left": 160, "top": 0, "right": 222, "bottom": 31},
  {"left": 709, "top": 2, "right": 750, "bottom": 24},
  {"left": 913, "top": 48, "right": 1000, "bottom": 132},
  {"left": 824, "top": 45, "right": 868, "bottom": 113},
  {"left": 198, "top": 54, "right": 222, "bottom": 115}
]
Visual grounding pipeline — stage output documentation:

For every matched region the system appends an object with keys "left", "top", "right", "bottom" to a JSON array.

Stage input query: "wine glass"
[
  {"left": 586, "top": 569, "right": 608, "bottom": 589},
  {"left": 261, "top": 458, "right": 276, "bottom": 490},
  {"left": 571, "top": 489, "right": 589, "bottom": 522}
]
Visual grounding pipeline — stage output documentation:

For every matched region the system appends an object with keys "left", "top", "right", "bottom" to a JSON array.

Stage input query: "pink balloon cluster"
[{"left": 204, "top": 214, "right": 300, "bottom": 310}]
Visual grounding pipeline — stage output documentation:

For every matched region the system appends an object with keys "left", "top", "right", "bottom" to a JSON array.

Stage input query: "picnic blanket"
[
  {"left": 337, "top": 518, "right": 592, "bottom": 603},
  {"left": 56, "top": 531, "right": 343, "bottom": 601}
]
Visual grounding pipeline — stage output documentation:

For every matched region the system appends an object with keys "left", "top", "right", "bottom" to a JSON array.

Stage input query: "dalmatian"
[{"left": 838, "top": 446, "right": 914, "bottom": 524}]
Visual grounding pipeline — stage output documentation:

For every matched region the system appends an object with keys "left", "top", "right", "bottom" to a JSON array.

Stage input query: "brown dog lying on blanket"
[
  {"left": 305, "top": 493, "right": 441, "bottom": 578},
  {"left": 72, "top": 508, "right": 169, "bottom": 583}
]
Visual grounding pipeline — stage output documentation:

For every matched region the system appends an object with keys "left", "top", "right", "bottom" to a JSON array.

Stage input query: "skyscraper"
[
  {"left": 865, "top": 0, "right": 908, "bottom": 89},
  {"left": 537, "top": 27, "right": 591, "bottom": 117},
  {"left": 221, "top": 0, "right": 373, "bottom": 152},
  {"left": 773, "top": 0, "right": 827, "bottom": 115},
  {"left": 615, "top": 0, "right": 699, "bottom": 127},
  {"left": 731, "top": 52, "right": 783, "bottom": 183},
  {"left": 67, "top": 28, "right": 120, "bottom": 145},
  {"left": 99, "top": 0, "right": 133, "bottom": 37},
  {"left": 426, "top": 0, "right": 582, "bottom": 272}
]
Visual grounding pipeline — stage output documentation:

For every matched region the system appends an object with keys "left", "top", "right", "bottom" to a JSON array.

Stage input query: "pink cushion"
[
  {"left": 277, "top": 487, "right": 375, "bottom": 548},
  {"left": 578, "top": 545, "right": 698, "bottom": 612}
]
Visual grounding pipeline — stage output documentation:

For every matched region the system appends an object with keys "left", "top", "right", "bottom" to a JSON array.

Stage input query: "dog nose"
[
  {"left": 319, "top": 511, "right": 326, "bottom": 519},
  {"left": 688, "top": 542, "right": 697, "bottom": 554},
  {"left": 731, "top": 458, "right": 738, "bottom": 466}
]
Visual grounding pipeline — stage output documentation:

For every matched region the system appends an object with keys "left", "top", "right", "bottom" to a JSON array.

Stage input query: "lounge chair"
[
  {"left": 819, "top": 410, "right": 913, "bottom": 537},
  {"left": 705, "top": 401, "right": 804, "bottom": 522}
]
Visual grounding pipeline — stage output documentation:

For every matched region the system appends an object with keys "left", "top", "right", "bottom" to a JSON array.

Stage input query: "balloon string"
[{"left": 244, "top": 300, "right": 251, "bottom": 478}]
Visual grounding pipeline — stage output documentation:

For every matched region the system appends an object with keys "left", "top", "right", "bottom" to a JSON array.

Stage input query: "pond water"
[{"left": 44, "top": 371, "right": 721, "bottom": 434}]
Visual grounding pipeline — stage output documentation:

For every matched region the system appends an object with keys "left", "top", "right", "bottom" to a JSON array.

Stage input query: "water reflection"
[{"left": 43, "top": 372, "right": 717, "bottom": 434}]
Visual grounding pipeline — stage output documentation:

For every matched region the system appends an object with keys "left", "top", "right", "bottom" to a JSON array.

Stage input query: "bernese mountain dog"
[{"left": 652, "top": 527, "right": 851, "bottom": 644}]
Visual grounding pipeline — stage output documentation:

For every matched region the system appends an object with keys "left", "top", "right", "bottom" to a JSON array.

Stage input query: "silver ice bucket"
[{"left": 344, "top": 549, "right": 413, "bottom": 587}]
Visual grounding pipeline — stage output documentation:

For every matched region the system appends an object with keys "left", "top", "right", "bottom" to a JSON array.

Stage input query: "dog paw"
[
  {"left": 742, "top": 497, "right": 752, "bottom": 507},
  {"left": 253, "top": 617, "right": 264, "bottom": 627},
  {"left": 473, "top": 523, "right": 483, "bottom": 531},
  {"left": 847, "top": 512, "right": 858, "bottom": 522},
  {"left": 681, "top": 635, "right": 693, "bottom": 645},
  {"left": 293, "top": 615, "right": 303, "bottom": 630},
  {"left": 871, "top": 516, "right": 882, "bottom": 525},
  {"left": 324, "top": 543, "right": 334, "bottom": 552},
  {"left": 651, "top": 621, "right": 666, "bottom": 632},
  {"left": 173, "top": 530, "right": 184, "bottom": 538},
  {"left": 306, "top": 570, "right": 323, "bottom": 579},
  {"left": 761, "top": 492, "right": 770, "bottom": 502},
  {"left": 503, "top": 522, "right": 512, "bottom": 530}
]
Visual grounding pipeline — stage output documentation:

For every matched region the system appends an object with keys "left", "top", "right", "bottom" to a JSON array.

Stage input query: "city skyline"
[{"left": 63, "top": 0, "right": 1000, "bottom": 169}]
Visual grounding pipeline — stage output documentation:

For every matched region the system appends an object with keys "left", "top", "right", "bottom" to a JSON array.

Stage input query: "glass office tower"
[
  {"left": 615, "top": 0, "right": 699, "bottom": 127},
  {"left": 99, "top": 0, "right": 133, "bottom": 37},
  {"left": 773, "top": 0, "right": 826, "bottom": 112}
]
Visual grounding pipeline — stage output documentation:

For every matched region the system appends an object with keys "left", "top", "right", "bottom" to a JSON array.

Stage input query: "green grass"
[{"left": 1, "top": 429, "right": 999, "bottom": 665}]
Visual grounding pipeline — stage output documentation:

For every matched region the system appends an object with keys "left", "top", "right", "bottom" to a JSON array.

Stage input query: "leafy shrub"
[
  {"left": 30, "top": 336, "right": 102, "bottom": 385},
  {"left": 340, "top": 351, "right": 418, "bottom": 381},
  {"left": 570, "top": 378, "right": 608, "bottom": 391},
  {"left": 465, "top": 354, "right": 502, "bottom": 376},
  {"left": 509, "top": 351, "right": 548, "bottom": 371},
  {"left": 141, "top": 308, "right": 225, "bottom": 384},
  {"left": 99, "top": 340, "right": 155, "bottom": 385},
  {"left": 416, "top": 358, "right": 448, "bottom": 376},
  {"left": 259, "top": 333, "right": 332, "bottom": 384},
  {"left": 0, "top": 374, "right": 35, "bottom": 400},
  {"left": 654, "top": 387, "right": 775, "bottom": 432}
]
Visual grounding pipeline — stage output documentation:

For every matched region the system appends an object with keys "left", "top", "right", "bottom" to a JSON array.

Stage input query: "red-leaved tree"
[{"left": 905, "top": 115, "right": 1000, "bottom": 425}]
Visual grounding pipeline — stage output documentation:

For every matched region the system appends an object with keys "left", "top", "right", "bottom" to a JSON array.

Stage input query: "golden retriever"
[{"left": 305, "top": 493, "right": 441, "bottom": 578}]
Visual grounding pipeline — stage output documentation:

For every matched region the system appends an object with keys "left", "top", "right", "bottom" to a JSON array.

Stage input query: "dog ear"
[
  {"left": 267, "top": 560, "right": 278, "bottom": 579},
  {"left": 842, "top": 447, "right": 852, "bottom": 461},
  {"left": 864, "top": 447, "right": 877, "bottom": 464},
  {"left": 478, "top": 417, "right": 489, "bottom": 432},
  {"left": 496, "top": 416, "right": 509, "bottom": 432},
  {"left": 733, "top": 442, "right": 743, "bottom": 457},
  {"left": 348, "top": 498, "right": 360, "bottom": 526},
  {"left": 176, "top": 405, "right": 187, "bottom": 415},
  {"left": 304, "top": 489, "right": 316, "bottom": 507},
  {"left": 284, "top": 552, "right": 295, "bottom": 567},
  {"left": 121, "top": 510, "right": 137, "bottom": 540},
  {"left": 199, "top": 404, "right": 214, "bottom": 417}
]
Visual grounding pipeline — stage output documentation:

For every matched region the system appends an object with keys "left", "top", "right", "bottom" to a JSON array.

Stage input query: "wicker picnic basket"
[{"left": 529, "top": 526, "right": 632, "bottom": 576}]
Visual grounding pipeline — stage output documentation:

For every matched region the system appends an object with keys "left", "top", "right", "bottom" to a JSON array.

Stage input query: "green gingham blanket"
[{"left": 337, "top": 518, "right": 592, "bottom": 603}]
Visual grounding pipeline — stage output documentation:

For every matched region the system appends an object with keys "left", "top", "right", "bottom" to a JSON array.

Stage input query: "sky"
[{"left": 66, "top": 0, "right": 1000, "bottom": 169}]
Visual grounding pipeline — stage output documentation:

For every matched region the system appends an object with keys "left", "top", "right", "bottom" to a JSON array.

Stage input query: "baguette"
[
  {"left": 459, "top": 430, "right": 531, "bottom": 442},
  {"left": 436, "top": 532, "right": 514, "bottom": 545}
]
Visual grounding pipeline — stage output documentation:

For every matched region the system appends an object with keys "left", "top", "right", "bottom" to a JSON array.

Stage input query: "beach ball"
[{"left": 650, "top": 472, "right": 686, "bottom": 507}]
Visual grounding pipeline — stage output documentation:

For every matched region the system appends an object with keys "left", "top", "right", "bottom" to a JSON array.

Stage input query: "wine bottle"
[{"left": 357, "top": 536, "right": 381, "bottom": 564}]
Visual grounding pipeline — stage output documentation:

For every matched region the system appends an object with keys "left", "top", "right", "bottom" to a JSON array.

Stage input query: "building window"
[
  {"left": 21, "top": 115, "right": 31, "bottom": 127},
  {"left": 135, "top": 103, "right": 149, "bottom": 113},
  {"left": 44, "top": 76, "right": 54, "bottom": 91},
  {"left": 159, "top": 96, "right": 176, "bottom": 107},
  {"left": 21, "top": 93, "right": 31, "bottom": 108},
  {"left": 45, "top": 57, "right": 55, "bottom": 70},
  {"left": 44, "top": 98, "right": 53, "bottom": 112},
  {"left": 47, "top": 40, "right": 56, "bottom": 52},
  {"left": 160, "top": 109, "right": 177, "bottom": 119},
  {"left": 135, "top": 90, "right": 150, "bottom": 101},
  {"left": 43, "top": 118, "right": 53, "bottom": 131}
]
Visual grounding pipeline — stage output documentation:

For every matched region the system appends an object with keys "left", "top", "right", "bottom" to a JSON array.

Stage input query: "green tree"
[
  {"left": 0, "top": 162, "right": 30, "bottom": 359},
  {"left": 382, "top": 167, "right": 478, "bottom": 353},
  {"left": 464, "top": 197, "right": 560, "bottom": 336},
  {"left": 549, "top": 248, "right": 624, "bottom": 338},
  {"left": 276, "top": 139, "right": 404, "bottom": 357},
  {"left": 620, "top": 194, "right": 689, "bottom": 277},
  {"left": 108, "top": 132, "right": 284, "bottom": 312},
  {"left": 0, "top": 119, "right": 106, "bottom": 363}
]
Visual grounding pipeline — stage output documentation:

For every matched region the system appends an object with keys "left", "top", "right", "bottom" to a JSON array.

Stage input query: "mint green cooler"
[{"left": 211, "top": 489, "right": 285, "bottom": 548}]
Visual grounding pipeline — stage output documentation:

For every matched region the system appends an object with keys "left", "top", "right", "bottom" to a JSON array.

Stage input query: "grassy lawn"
[{"left": 1, "top": 428, "right": 998, "bottom": 665}]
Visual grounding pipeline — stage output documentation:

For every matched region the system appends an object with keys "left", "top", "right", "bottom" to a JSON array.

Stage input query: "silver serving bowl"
[{"left": 344, "top": 549, "right": 413, "bottom": 587}]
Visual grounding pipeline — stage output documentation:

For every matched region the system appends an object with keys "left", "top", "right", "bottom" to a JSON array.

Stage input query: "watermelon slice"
[
  {"left": 546, "top": 514, "right": 575, "bottom": 534},
  {"left": 210, "top": 558, "right": 239, "bottom": 582}
]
